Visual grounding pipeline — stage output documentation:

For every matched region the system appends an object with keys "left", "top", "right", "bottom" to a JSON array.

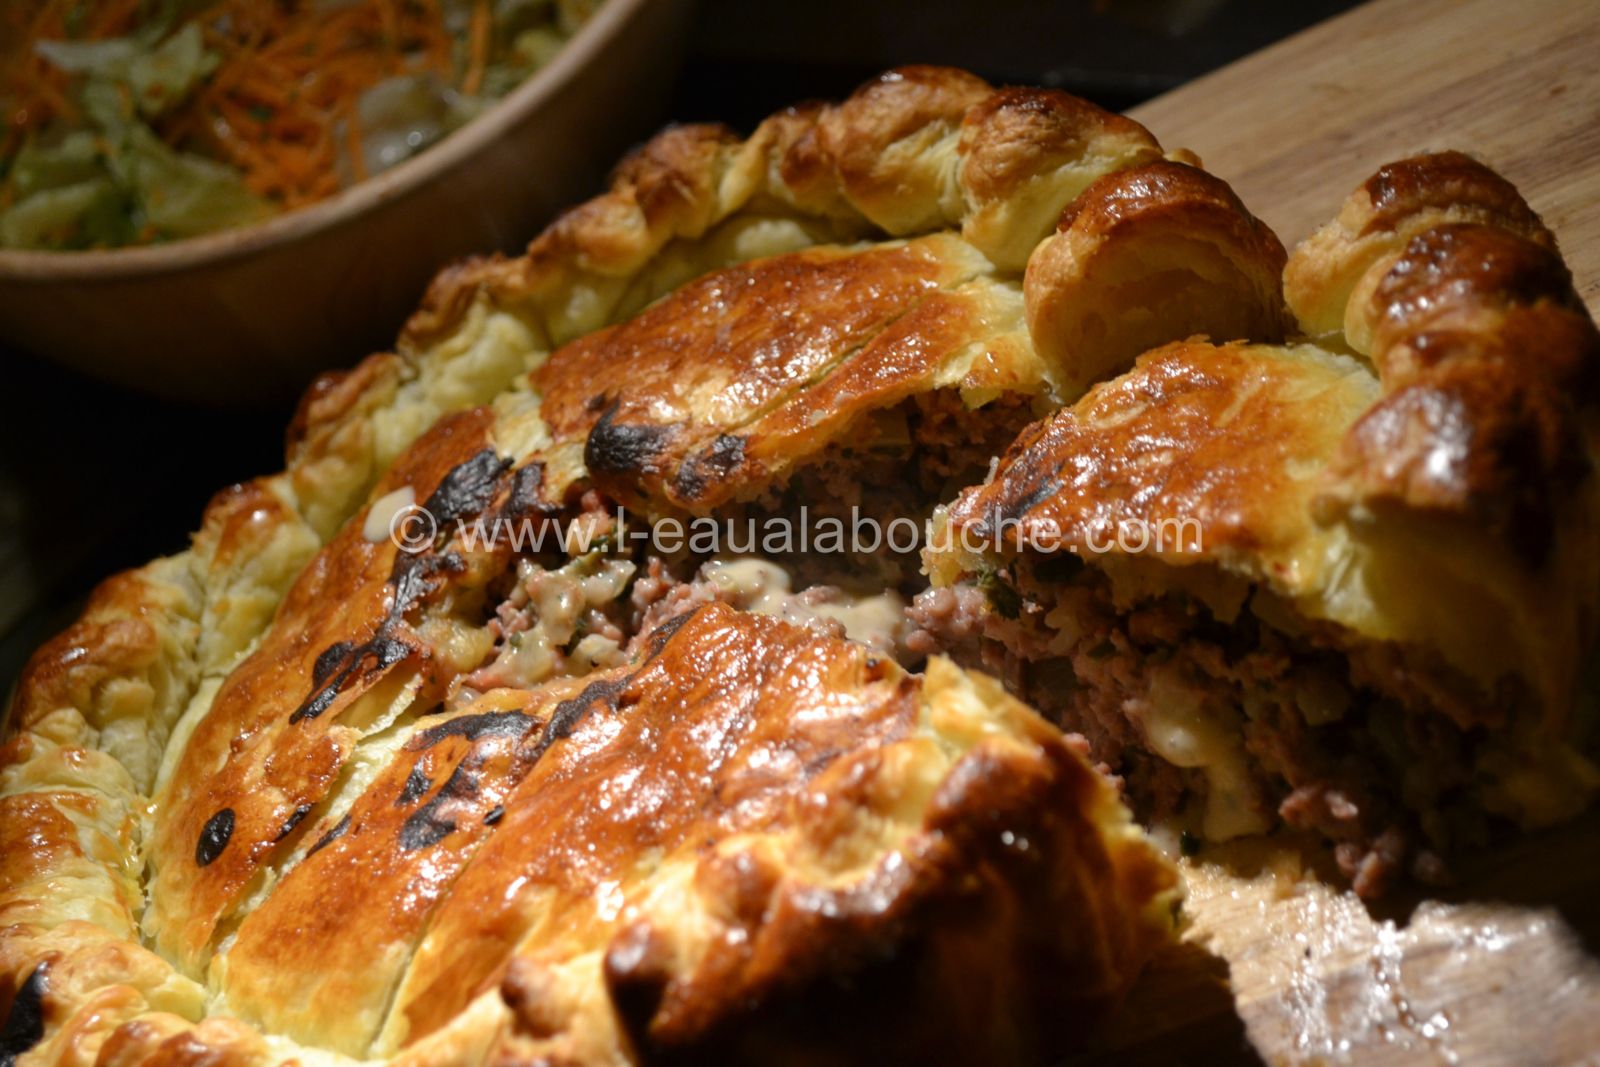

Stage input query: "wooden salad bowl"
[{"left": 0, "top": 0, "right": 692, "bottom": 404}]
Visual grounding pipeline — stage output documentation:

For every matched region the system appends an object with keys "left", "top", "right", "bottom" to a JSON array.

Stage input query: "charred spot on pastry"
[
  {"left": 502, "top": 462, "right": 562, "bottom": 521},
  {"left": 395, "top": 714, "right": 537, "bottom": 848},
  {"left": 196, "top": 808, "right": 235, "bottom": 867},
  {"left": 389, "top": 544, "right": 467, "bottom": 611},
  {"left": 0, "top": 962, "right": 47, "bottom": 1066},
  {"left": 312, "top": 641, "right": 356, "bottom": 686},
  {"left": 986, "top": 458, "right": 1069, "bottom": 534},
  {"left": 291, "top": 634, "right": 414, "bottom": 724},
  {"left": 673, "top": 434, "right": 747, "bottom": 502},
  {"left": 966, "top": 471, "right": 1063, "bottom": 540},
  {"left": 389, "top": 549, "right": 469, "bottom": 624},
  {"left": 273, "top": 804, "right": 313, "bottom": 842},
  {"left": 506, "top": 615, "right": 685, "bottom": 760},
  {"left": 307, "top": 814, "right": 351, "bottom": 857},
  {"left": 585, "top": 403, "right": 673, "bottom": 478},
  {"left": 542, "top": 675, "right": 631, "bottom": 752},
  {"left": 404, "top": 709, "right": 535, "bottom": 752},
  {"left": 397, "top": 766, "right": 434, "bottom": 807},
  {"left": 483, "top": 805, "right": 505, "bottom": 825},
  {"left": 367, "top": 635, "right": 413, "bottom": 672},
  {"left": 422, "top": 448, "right": 512, "bottom": 526},
  {"left": 399, "top": 808, "right": 457, "bottom": 852},
  {"left": 287, "top": 669, "right": 347, "bottom": 727},
  {"left": 398, "top": 761, "right": 484, "bottom": 852},
  {"left": 640, "top": 604, "right": 695, "bottom": 654}
]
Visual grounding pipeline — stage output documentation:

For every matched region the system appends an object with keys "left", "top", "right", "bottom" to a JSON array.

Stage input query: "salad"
[{"left": 0, "top": 0, "right": 601, "bottom": 250}]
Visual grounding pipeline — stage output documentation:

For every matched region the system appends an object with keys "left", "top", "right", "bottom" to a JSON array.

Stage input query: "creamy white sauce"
[
  {"left": 703, "top": 558, "right": 793, "bottom": 614},
  {"left": 461, "top": 556, "right": 636, "bottom": 699},
  {"left": 701, "top": 557, "right": 907, "bottom": 654},
  {"left": 363, "top": 485, "right": 415, "bottom": 543},
  {"left": 1133, "top": 665, "right": 1271, "bottom": 841}
]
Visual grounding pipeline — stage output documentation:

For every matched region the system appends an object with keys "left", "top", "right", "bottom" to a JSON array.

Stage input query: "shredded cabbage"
[
  {"left": 32, "top": 37, "right": 142, "bottom": 77},
  {"left": 7, "top": 132, "right": 103, "bottom": 199},
  {"left": 0, "top": 179, "right": 124, "bottom": 249},
  {"left": 349, "top": 74, "right": 479, "bottom": 177},
  {"left": 7, "top": 24, "right": 266, "bottom": 249},
  {"left": 128, "top": 24, "right": 220, "bottom": 118},
  {"left": 124, "top": 127, "right": 273, "bottom": 237}
]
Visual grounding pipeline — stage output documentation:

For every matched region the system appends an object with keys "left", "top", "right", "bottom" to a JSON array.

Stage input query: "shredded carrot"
[{"left": 462, "top": 0, "right": 491, "bottom": 97}]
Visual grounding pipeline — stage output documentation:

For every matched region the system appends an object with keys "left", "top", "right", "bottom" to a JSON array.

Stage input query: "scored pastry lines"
[
  {"left": 171, "top": 249, "right": 1036, "bottom": 1041},
  {"left": 157, "top": 392, "right": 574, "bottom": 987},
  {"left": 197, "top": 236, "right": 1143, "bottom": 1053},
  {"left": 134, "top": 216, "right": 886, "bottom": 986},
  {"left": 153, "top": 235, "right": 978, "bottom": 989},
  {"left": 121, "top": 77, "right": 1203, "bottom": 979},
  {"left": 146, "top": 414, "right": 530, "bottom": 973},
  {"left": 211, "top": 695, "right": 544, "bottom": 1055}
]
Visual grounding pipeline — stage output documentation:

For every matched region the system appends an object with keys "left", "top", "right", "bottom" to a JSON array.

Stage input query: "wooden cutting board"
[
  {"left": 1089, "top": 1, "right": 1600, "bottom": 1063},
  {"left": 1131, "top": 0, "right": 1600, "bottom": 315}
]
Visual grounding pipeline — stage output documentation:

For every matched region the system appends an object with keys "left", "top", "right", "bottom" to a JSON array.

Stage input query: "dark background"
[{"left": 0, "top": 0, "right": 1360, "bottom": 689}]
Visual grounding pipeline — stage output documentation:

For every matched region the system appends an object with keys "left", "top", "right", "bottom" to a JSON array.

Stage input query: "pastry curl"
[
  {"left": 400, "top": 66, "right": 1184, "bottom": 353},
  {"left": 1025, "top": 159, "right": 1289, "bottom": 398},
  {"left": 1293, "top": 158, "right": 1600, "bottom": 563},
  {"left": 1284, "top": 150, "right": 1554, "bottom": 341}
]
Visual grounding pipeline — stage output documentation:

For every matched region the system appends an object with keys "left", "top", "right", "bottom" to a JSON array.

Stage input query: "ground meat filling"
[
  {"left": 746, "top": 391, "right": 1042, "bottom": 593},
  {"left": 460, "top": 544, "right": 916, "bottom": 704},
  {"left": 453, "top": 391, "right": 1029, "bottom": 708},
  {"left": 907, "top": 554, "right": 1510, "bottom": 897}
]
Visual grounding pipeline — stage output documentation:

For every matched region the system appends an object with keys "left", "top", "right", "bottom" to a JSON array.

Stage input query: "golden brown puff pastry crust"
[
  {"left": 1321, "top": 223, "right": 1600, "bottom": 563},
  {"left": 398, "top": 66, "right": 1281, "bottom": 359},
  {"left": 524, "top": 174, "right": 1285, "bottom": 514},
  {"left": 10, "top": 604, "right": 1182, "bottom": 1067},
  {"left": 1294, "top": 157, "right": 1600, "bottom": 726},
  {"left": 383, "top": 66, "right": 1286, "bottom": 522},
  {"left": 937, "top": 340, "right": 1377, "bottom": 577},
  {"left": 1283, "top": 150, "right": 1555, "bottom": 341},
  {"left": 387, "top": 606, "right": 1177, "bottom": 1066},
  {"left": 144, "top": 408, "right": 504, "bottom": 977},
  {"left": 2, "top": 68, "right": 1225, "bottom": 1067},
  {"left": 532, "top": 233, "right": 1015, "bottom": 512}
]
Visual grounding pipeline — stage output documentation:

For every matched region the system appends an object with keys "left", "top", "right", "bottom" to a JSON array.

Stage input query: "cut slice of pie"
[{"left": 917, "top": 151, "right": 1600, "bottom": 896}]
